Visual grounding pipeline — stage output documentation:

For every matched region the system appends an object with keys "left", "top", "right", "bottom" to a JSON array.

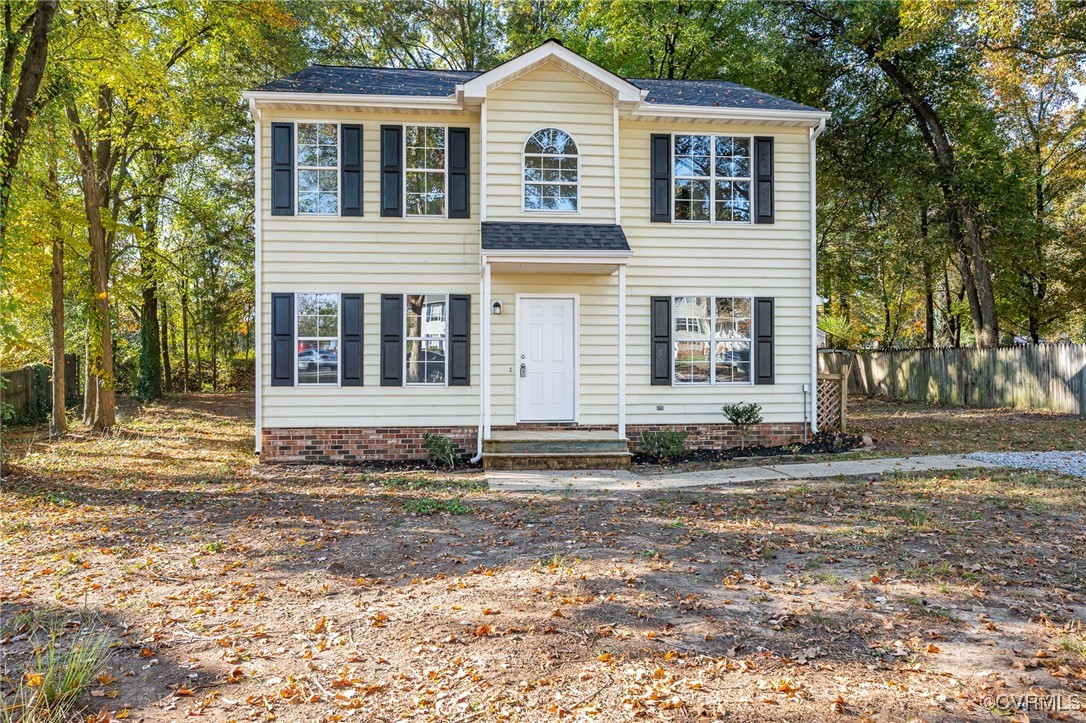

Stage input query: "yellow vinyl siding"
[
  {"left": 620, "top": 120, "right": 813, "bottom": 424},
  {"left": 489, "top": 274, "right": 619, "bottom": 426},
  {"left": 484, "top": 63, "right": 616, "bottom": 223},
  {"left": 258, "top": 109, "right": 481, "bottom": 428}
]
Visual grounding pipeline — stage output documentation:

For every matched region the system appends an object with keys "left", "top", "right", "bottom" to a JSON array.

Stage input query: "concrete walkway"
[{"left": 485, "top": 454, "right": 1001, "bottom": 492}]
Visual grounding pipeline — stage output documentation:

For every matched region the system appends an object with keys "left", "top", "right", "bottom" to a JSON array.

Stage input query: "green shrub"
[
  {"left": 722, "top": 401, "right": 763, "bottom": 449},
  {"left": 422, "top": 432, "right": 458, "bottom": 469},
  {"left": 639, "top": 430, "right": 688, "bottom": 463}
]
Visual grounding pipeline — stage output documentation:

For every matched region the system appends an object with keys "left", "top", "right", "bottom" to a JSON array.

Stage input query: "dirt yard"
[
  {"left": 849, "top": 397, "right": 1086, "bottom": 456},
  {"left": 2, "top": 395, "right": 1085, "bottom": 722}
]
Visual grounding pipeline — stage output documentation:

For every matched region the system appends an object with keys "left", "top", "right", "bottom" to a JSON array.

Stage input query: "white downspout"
[
  {"left": 617, "top": 264, "right": 626, "bottom": 439},
  {"left": 809, "top": 117, "right": 826, "bottom": 436},
  {"left": 472, "top": 103, "right": 490, "bottom": 464},
  {"left": 471, "top": 258, "right": 491, "bottom": 463},
  {"left": 251, "top": 100, "right": 263, "bottom": 455}
]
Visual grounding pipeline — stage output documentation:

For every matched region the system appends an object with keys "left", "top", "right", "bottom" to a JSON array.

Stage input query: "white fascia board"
[
  {"left": 242, "top": 90, "right": 463, "bottom": 111},
  {"left": 482, "top": 250, "right": 632, "bottom": 264},
  {"left": 459, "top": 41, "right": 642, "bottom": 103},
  {"left": 631, "top": 104, "right": 831, "bottom": 125}
]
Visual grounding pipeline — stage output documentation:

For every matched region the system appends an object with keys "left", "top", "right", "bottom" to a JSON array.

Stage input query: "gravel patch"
[{"left": 965, "top": 451, "right": 1086, "bottom": 478}]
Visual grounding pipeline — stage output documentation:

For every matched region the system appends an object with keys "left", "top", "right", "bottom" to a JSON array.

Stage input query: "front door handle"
[{"left": 520, "top": 363, "right": 527, "bottom": 378}]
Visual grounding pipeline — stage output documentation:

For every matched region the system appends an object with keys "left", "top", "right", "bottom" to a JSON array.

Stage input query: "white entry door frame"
[{"left": 514, "top": 293, "right": 579, "bottom": 423}]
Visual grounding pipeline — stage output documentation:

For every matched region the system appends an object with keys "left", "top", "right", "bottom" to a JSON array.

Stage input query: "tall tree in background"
[
  {"left": 790, "top": 1, "right": 1002, "bottom": 347},
  {"left": 0, "top": 0, "right": 56, "bottom": 254}
]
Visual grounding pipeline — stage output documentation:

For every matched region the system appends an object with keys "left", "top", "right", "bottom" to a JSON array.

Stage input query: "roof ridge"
[
  {"left": 309, "top": 63, "right": 480, "bottom": 74},
  {"left": 629, "top": 77, "right": 744, "bottom": 84}
]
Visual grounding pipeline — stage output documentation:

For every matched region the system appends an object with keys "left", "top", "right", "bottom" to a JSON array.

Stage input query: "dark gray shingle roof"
[
  {"left": 481, "top": 222, "right": 630, "bottom": 252},
  {"left": 252, "top": 66, "right": 822, "bottom": 112},
  {"left": 631, "top": 78, "right": 822, "bottom": 113},
  {"left": 255, "top": 65, "right": 477, "bottom": 96}
]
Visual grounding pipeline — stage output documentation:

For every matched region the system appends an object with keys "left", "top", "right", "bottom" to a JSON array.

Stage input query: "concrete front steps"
[{"left": 482, "top": 430, "right": 632, "bottom": 470}]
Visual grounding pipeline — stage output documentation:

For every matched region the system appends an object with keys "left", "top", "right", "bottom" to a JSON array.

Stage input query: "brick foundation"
[
  {"left": 261, "top": 426, "right": 476, "bottom": 463},
  {"left": 261, "top": 422, "right": 808, "bottom": 463},
  {"left": 626, "top": 423, "right": 808, "bottom": 451}
]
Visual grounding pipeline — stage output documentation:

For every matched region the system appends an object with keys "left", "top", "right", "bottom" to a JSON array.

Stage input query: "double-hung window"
[
  {"left": 296, "top": 293, "right": 340, "bottom": 385},
  {"left": 297, "top": 123, "right": 339, "bottom": 215},
  {"left": 405, "top": 293, "right": 448, "bottom": 384},
  {"left": 672, "top": 296, "right": 752, "bottom": 385},
  {"left": 673, "top": 135, "right": 752, "bottom": 223},
  {"left": 405, "top": 126, "right": 446, "bottom": 217}
]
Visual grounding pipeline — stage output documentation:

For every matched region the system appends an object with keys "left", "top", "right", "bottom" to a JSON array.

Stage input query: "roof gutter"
[
  {"left": 242, "top": 92, "right": 830, "bottom": 124},
  {"left": 630, "top": 104, "right": 831, "bottom": 124}
]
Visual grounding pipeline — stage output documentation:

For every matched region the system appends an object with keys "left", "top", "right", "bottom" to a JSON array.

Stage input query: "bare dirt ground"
[{"left": 2, "top": 394, "right": 1085, "bottom": 722}]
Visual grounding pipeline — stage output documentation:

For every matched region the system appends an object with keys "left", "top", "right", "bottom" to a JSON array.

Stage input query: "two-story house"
[{"left": 243, "top": 40, "right": 829, "bottom": 468}]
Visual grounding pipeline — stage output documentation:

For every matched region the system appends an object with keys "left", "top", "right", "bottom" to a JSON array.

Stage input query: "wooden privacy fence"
[
  {"left": 1, "top": 355, "right": 78, "bottom": 424},
  {"left": 818, "top": 345, "right": 1086, "bottom": 415}
]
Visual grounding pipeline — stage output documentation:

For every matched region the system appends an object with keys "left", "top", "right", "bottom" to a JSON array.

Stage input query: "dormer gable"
[{"left": 460, "top": 39, "right": 643, "bottom": 108}]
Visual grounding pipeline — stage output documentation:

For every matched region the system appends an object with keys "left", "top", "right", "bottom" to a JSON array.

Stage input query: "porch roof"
[{"left": 481, "top": 222, "right": 631, "bottom": 252}]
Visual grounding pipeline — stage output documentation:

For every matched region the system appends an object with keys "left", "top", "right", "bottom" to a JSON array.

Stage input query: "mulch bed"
[{"left": 631, "top": 431, "right": 866, "bottom": 465}]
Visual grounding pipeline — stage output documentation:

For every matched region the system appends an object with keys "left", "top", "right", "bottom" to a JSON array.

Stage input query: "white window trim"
[
  {"left": 670, "top": 294, "right": 754, "bottom": 387},
  {"left": 404, "top": 124, "right": 449, "bottom": 219},
  {"left": 670, "top": 133, "right": 754, "bottom": 226},
  {"left": 295, "top": 121, "right": 341, "bottom": 217},
  {"left": 403, "top": 292, "right": 450, "bottom": 387},
  {"left": 521, "top": 126, "right": 581, "bottom": 215},
  {"left": 294, "top": 291, "right": 342, "bottom": 387}
]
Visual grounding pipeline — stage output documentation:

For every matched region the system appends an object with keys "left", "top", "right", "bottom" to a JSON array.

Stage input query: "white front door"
[{"left": 517, "top": 296, "right": 576, "bottom": 422}]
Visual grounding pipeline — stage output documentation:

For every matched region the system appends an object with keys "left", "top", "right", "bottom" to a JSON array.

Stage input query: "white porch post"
[
  {"left": 617, "top": 264, "right": 627, "bottom": 440},
  {"left": 482, "top": 260, "right": 492, "bottom": 438}
]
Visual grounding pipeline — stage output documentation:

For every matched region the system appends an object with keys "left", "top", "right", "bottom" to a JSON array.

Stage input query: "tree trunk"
[
  {"left": 48, "top": 158, "right": 66, "bottom": 435},
  {"left": 82, "top": 328, "right": 97, "bottom": 424},
  {"left": 161, "top": 297, "right": 173, "bottom": 393},
  {"left": 921, "top": 207, "right": 934, "bottom": 347},
  {"left": 66, "top": 91, "right": 117, "bottom": 431},
  {"left": 181, "top": 289, "right": 190, "bottom": 392},
  {"left": 195, "top": 317, "right": 203, "bottom": 391},
  {"left": 211, "top": 326, "right": 218, "bottom": 392},
  {"left": 89, "top": 219, "right": 115, "bottom": 431}
]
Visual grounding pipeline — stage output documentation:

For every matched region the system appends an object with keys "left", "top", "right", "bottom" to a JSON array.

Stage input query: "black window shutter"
[
  {"left": 754, "top": 297, "right": 775, "bottom": 384},
  {"left": 380, "top": 294, "right": 404, "bottom": 386},
  {"left": 650, "top": 134, "right": 671, "bottom": 222},
  {"left": 650, "top": 296, "right": 672, "bottom": 385},
  {"left": 448, "top": 294, "right": 471, "bottom": 385},
  {"left": 380, "top": 125, "right": 403, "bottom": 217},
  {"left": 448, "top": 128, "right": 470, "bottom": 219},
  {"left": 341, "top": 124, "right": 363, "bottom": 216},
  {"left": 271, "top": 293, "right": 294, "bottom": 386},
  {"left": 341, "top": 293, "right": 364, "bottom": 385},
  {"left": 754, "top": 136, "right": 774, "bottom": 224},
  {"left": 271, "top": 123, "right": 294, "bottom": 216}
]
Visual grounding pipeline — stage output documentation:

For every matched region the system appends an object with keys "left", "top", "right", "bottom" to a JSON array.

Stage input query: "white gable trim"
[{"left": 459, "top": 40, "right": 643, "bottom": 104}]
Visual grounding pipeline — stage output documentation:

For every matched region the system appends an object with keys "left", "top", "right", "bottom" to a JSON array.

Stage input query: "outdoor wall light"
[{"left": 492, "top": 300, "right": 503, "bottom": 315}]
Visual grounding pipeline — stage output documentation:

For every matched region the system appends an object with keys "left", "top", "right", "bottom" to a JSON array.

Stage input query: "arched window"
[{"left": 523, "top": 128, "right": 578, "bottom": 212}]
